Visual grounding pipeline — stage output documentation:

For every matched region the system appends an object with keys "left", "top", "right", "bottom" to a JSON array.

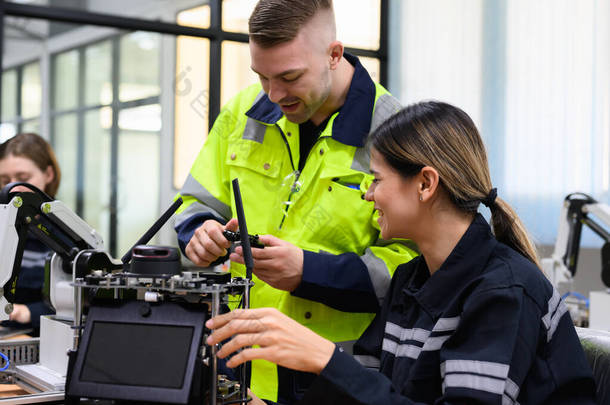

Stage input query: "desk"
[{"left": 0, "top": 384, "right": 29, "bottom": 398}]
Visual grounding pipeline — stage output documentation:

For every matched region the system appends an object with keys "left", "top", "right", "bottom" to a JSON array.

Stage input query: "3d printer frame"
[{"left": 0, "top": 179, "right": 256, "bottom": 405}]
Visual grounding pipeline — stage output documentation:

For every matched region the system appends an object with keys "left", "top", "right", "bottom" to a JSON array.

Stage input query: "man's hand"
[
  {"left": 185, "top": 218, "right": 238, "bottom": 267},
  {"left": 206, "top": 308, "right": 335, "bottom": 374},
  {"left": 9, "top": 304, "right": 31, "bottom": 324},
  {"left": 230, "top": 235, "right": 304, "bottom": 292}
]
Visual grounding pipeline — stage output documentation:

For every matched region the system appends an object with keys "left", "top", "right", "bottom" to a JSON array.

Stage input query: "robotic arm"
[
  {"left": 0, "top": 182, "right": 108, "bottom": 321},
  {"left": 542, "top": 193, "right": 610, "bottom": 289}
]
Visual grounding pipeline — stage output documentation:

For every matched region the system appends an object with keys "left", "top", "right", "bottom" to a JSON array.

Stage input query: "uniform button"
[
  {"left": 287, "top": 132, "right": 292, "bottom": 137},
  {"left": 328, "top": 186, "right": 332, "bottom": 192},
  {"left": 304, "top": 311, "right": 312, "bottom": 319},
  {"left": 263, "top": 163, "right": 270, "bottom": 170},
  {"left": 319, "top": 148, "right": 324, "bottom": 155},
  {"left": 230, "top": 153, "right": 236, "bottom": 160}
]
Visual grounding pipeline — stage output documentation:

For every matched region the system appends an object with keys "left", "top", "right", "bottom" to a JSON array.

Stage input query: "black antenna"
[
  {"left": 231, "top": 179, "right": 253, "bottom": 280},
  {"left": 121, "top": 197, "right": 183, "bottom": 264}
]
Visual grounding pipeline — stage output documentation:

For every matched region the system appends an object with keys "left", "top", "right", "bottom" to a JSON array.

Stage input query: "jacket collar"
[
  {"left": 245, "top": 53, "right": 376, "bottom": 148},
  {"left": 402, "top": 214, "right": 498, "bottom": 317}
]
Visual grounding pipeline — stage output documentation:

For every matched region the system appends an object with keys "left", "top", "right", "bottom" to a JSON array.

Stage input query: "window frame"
[
  {"left": 0, "top": 0, "right": 388, "bottom": 133},
  {"left": 49, "top": 35, "right": 161, "bottom": 255},
  {"left": 0, "top": 0, "right": 388, "bottom": 255}
]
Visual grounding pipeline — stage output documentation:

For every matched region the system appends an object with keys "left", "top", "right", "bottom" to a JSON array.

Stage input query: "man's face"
[{"left": 250, "top": 33, "right": 332, "bottom": 124}]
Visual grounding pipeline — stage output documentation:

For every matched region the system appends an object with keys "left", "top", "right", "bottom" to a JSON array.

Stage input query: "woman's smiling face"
[{"left": 365, "top": 149, "right": 421, "bottom": 240}]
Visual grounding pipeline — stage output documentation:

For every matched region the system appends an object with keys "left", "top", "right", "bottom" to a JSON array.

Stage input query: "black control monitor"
[{"left": 67, "top": 300, "right": 207, "bottom": 404}]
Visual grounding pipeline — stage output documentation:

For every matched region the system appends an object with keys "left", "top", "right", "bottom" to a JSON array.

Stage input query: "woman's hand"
[
  {"left": 9, "top": 304, "right": 31, "bottom": 324},
  {"left": 206, "top": 308, "right": 335, "bottom": 374}
]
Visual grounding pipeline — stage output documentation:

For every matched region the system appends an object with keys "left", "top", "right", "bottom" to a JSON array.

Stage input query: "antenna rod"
[
  {"left": 231, "top": 179, "right": 253, "bottom": 280},
  {"left": 121, "top": 197, "right": 183, "bottom": 264}
]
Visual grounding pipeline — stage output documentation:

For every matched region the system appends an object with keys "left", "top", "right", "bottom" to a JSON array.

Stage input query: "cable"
[
  {"left": 562, "top": 291, "right": 590, "bottom": 308},
  {"left": 0, "top": 352, "right": 10, "bottom": 371},
  {"left": 220, "top": 397, "right": 252, "bottom": 404}
]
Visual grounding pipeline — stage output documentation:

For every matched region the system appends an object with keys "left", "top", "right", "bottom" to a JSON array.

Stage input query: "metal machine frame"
[
  {"left": 0, "top": 180, "right": 255, "bottom": 404},
  {"left": 542, "top": 193, "right": 610, "bottom": 290}
]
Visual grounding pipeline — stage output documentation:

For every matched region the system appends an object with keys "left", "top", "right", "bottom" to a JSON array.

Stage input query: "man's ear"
[
  {"left": 419, "top": 166, "right": 440, "bottom": 202},
  {"left": 328, "top": 41, "right": 344, "bottom": 70}
]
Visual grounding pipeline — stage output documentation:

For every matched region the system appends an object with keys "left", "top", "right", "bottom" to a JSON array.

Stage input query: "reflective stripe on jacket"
[{"left": 175, "top": 54, "right": 418, "bottom": 402}]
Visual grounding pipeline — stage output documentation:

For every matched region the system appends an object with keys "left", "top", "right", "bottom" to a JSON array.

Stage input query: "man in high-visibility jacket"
[{"left": 174, "top": 0, "right": 418, "bottom": 403}]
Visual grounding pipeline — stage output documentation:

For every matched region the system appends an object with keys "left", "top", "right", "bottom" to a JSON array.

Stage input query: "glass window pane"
[
  {"left": 53, "top": 50, "right": 79, "bottom": 111},
  {"left": 117, "top": 105, "right": 160, "bottom": 256},
  {"left": 222, "top": 0, "right": 256, "bottom": 33},
  {"left": 359, "top": 57, "right": 380, "bottom": 83},
  {"left": 2, "top": 69, "right": 17, "bottom": 120},
  {"left": 335, "top": 0, "right": 380, "bottom": 50},
  {"left": 119, "top": 32, "right": 161, "bottom": 102},
  {"left": 85, "top": 41, "right": 112, "bottom": 106},
  {"left": 118, "top": 104, "right": 161, "bottom": 132},
  {"left": 53, "top": 113, "right": 78, "bottom": 209},
  {"left": 83, "top": 108, "right": 111, "bottom": 246},
  {"left": 21, "top": 119, "right": 40, "bottom": 134},
  {"left": 224, "top": 0, "right": 381, "bottom": 49},
  {"left": 21, "top": 62, "right": 42, "bottom": 118},
  {"left": 0, "top": 123, "right": 17, "bottom": 143},
  {"left": 174, "top": 37, "right": 210, "bottom": 189},
  {"left": 177, "top": 5, "right": 210, "bottom": 29},
  {"left": 221, "top": 41, "right": 259, "bottom": 106}
]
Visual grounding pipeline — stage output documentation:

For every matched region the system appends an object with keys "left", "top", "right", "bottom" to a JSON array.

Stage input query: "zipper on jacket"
[
  {"left": 276, "top": 124, "right": 331, "bottom": 229},
  {"left": 276, "top": 124, "right": 300, "bottom": 229}
]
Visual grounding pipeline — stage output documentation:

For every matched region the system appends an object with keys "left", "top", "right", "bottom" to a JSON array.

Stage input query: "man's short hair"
[{"left": 248, "top": 0, "right": 333, "bottom": 48}]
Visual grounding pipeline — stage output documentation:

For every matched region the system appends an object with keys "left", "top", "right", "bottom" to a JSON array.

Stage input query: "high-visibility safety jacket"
[{"left": 174, "top": 54, "right": 418, "bottom": 403}]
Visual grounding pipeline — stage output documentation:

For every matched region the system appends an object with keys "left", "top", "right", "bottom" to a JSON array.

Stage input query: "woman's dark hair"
[
  {"left": 0, "top": 133, "right": 61, "bottom": 197},
  {"left": 368, "top": 101, "right": 540, "bottom": 268}
]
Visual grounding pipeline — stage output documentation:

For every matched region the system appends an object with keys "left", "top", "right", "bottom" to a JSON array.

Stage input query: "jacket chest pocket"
[
  {"left": 225, "top": 140, "right": 283, "bottom": 225},
  {"left": 298, "top": 162, "right": 376, "bottom": 253}
]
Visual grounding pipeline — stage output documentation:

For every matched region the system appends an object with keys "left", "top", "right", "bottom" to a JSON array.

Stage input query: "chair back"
[{"left": 577, "top": 327, "right": 610, "bottom": 405}]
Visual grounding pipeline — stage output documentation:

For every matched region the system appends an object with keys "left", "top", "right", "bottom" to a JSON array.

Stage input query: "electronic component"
[{"left": 223, "top": 230, "right": 264, "bottom": 249}]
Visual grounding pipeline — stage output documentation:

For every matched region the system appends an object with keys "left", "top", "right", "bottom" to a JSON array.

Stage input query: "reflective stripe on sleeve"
[
  {"left": 503, "top": 377, "right": 520, "bottom": 404},
  {"left": 441, "top": 360, "right": 512, "bottom": 397},
  {"left": 441, "top": 360, "right": 509, "bottom": 380},
  {"left": 442, "top": 373, "right": 506, "bottom": 396},
  {"left": 360, "top": 247, "right": 392, "bottom": 305},
  {"left": 176, "top": 174, "right": 231, "bottom": 226},
  {"left": 542, "top": 289, "right": 569, "bottom": 342}
]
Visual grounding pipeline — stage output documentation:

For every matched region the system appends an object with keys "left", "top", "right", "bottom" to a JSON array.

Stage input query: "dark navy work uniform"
[
  {"left": 1, "top": 237, "right": 55, "bottom": 335},
  {"left": 300, "top": 214, "right": 596, "bottom": 404}
]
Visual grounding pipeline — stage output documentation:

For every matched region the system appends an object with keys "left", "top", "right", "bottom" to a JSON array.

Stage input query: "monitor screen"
[
  {"left": 67, "top": 300, "right": 208, "bottom": 404},
  {"left": 80, "top": 322, "right": 194, "bottom": 388}
]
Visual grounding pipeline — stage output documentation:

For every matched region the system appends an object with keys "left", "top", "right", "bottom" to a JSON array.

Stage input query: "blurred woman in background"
[{"left": 0, "top": 133, "right": 60, "bottom": 335}]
